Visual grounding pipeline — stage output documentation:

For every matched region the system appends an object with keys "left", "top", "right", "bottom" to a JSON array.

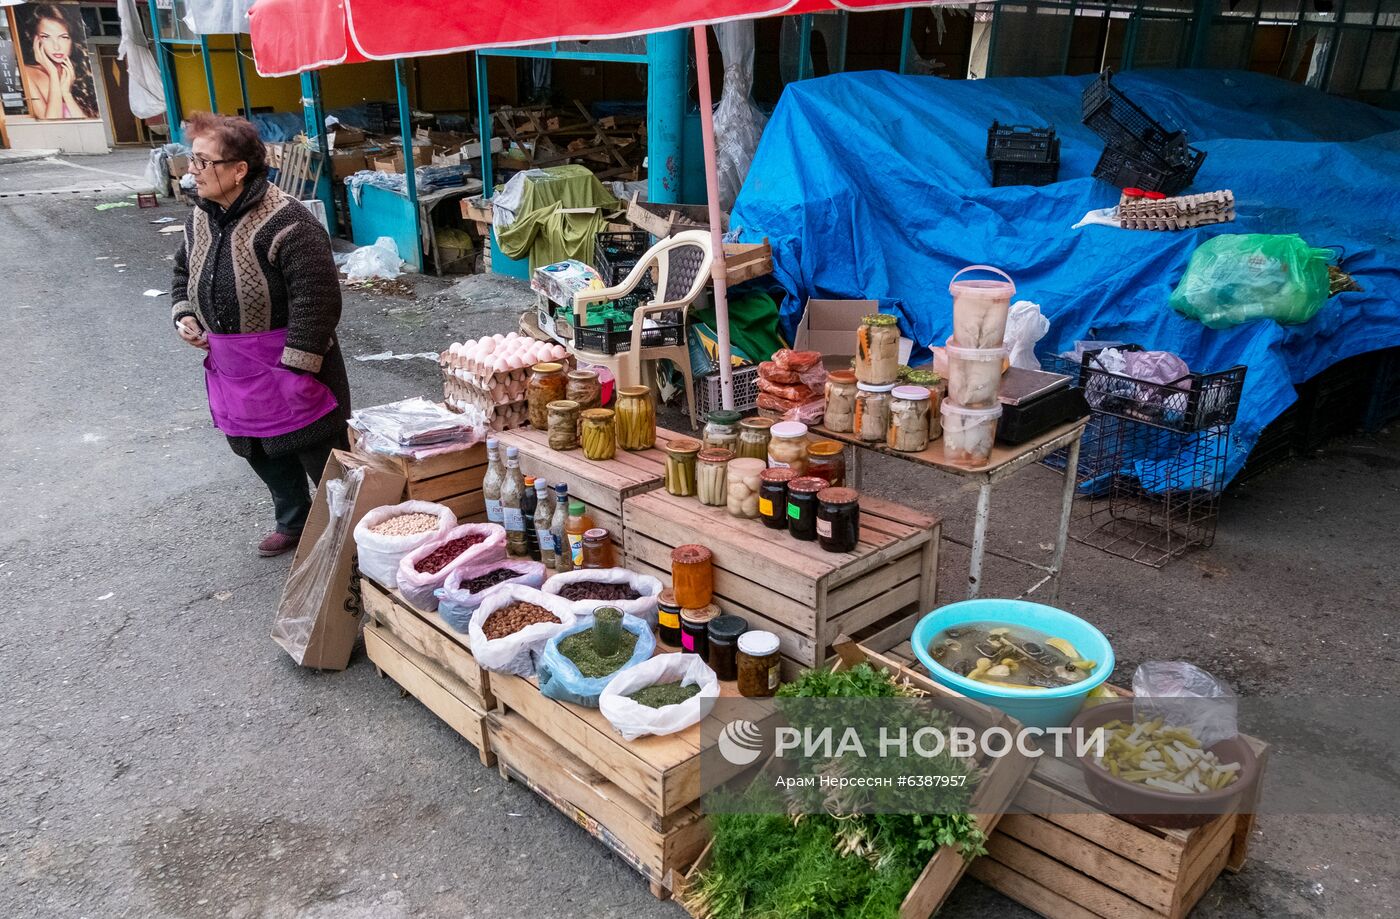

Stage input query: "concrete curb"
[{"left": 0, "top": 149, "right": 61, "bottom": 166}]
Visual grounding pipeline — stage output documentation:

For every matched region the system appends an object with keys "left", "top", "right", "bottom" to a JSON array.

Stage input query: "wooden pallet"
[
  {"left": 869, "top": 639, "right": 1267, "bottom": 919},
  {"left": 347, "top": 433, "right": 489, "bottom": 522},
  {"left": 623, "top": 491, "right": 939, "bottom": 670}
]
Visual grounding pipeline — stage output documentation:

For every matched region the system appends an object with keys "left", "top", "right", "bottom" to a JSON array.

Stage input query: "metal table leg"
[
  {"left": 1046, "top": 431, "right": 1082, "bottom": 603},
  {"left": 967, "top": 481, "right": 992, "bottom": 599}
]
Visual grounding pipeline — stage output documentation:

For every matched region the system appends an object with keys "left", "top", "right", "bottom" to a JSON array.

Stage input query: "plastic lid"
[
  {"left": 862, "top": 313, "right": 899, "bottom": 326},
  {"left": 827, "top": 370, "right": 856, "bottom": 385},
  {"left": 771, "top": 421, "right": 809, "bottom": 439},
  {"left": 940, "top": 399, "right": 1005, "bottom": 419},
  {"left": 760, "top": 467, "right": 799, "bottom": 483},
  {"left": 533, "top": 361, "right": 563, "bottom": 373},
  {"left": 555, "top": 482, "right": 569, "bottom": 494},
  {"left": 707, "top": 410, "right": 742, "bottom": 426},
  {"left": 788, "top": 476, "right": 828, "bottom": 494},
  {"left": 569, "top": 499, "right": 587, "bottom": 514},
  {"left": 486, "top": 437, "right": 498, "bottom": 449},
  {"left": 948, "top": 265, "right": 1016, "bottom": 299},
  {"left": 1123, "top": 187, "right": 1146, "bottom": 197},
  {"left": 708, "top": 615, "right": 749, "bottom": 641},
  {"left": 524, "top": 475, "right": 536, "bottom": 485},
  {"left": 856, "top": 382, "right": 897, "bottom": 393},
  {"left": 680, "top": 603, "right": 720, "bottom": 624},
  {"left": 672, "top": 544, "right": 713, "bottom": 565},
  {"left": 1144, "top": 190, "right": 1167, "bottom": 200},
  {"left": 740, "top": 416, "right": 776, "bottom": 430},
  {"left": 945, "top": 337, "right": 1009, "bottom": 361},
  {"left": 506, "top": 445, "right": 520, "bottom": 457},
  {"left": 807, "top": 440, "right": 843, "bottom": 457},
  {"left": 891, "top": 385, "right": 931, "bottom": 401},
  {"left": 535, "top": 478, "right": 550, "bottom": 491},
  {"left": 698, "top": 447, "right": 735, "bottom": 464},
  {"left": 817, "top": 486, "right": 860, "bottom": 506},
  {"left": 738, "top": 630, "right": 781, "bottom": 657},
  {"left": 666, "top": 436, "right": 703, "bottom": 455},
  {"left": 583, "top": 527, "right": 609, "bottom": 541}
]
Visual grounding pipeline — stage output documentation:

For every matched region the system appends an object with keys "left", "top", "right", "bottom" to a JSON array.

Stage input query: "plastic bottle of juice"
[
  {"left": 501, "top": 446, "right": 527, "bottom": 555},
  {"left": 551, "top": 483, "right": 573, "bottom": 573},
  {"left": 565, "top": 499, "right": 594, "bottom": 569},
  {"left": 482, "top": 437, "right": 504, "bottom": 525},
  {"left": 533, "top": 479, "right": 555, "bottom": 567}
]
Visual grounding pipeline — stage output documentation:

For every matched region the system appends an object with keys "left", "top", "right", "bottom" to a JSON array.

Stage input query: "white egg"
[
  {"left": 480, "top": 339, "right": 496, "bottom": 355},
  {"left": 492, "top": 333, "right": 506, "bottom": 342}
]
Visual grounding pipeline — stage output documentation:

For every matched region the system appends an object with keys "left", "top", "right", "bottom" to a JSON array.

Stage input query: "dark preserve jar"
[
  {"left": 786, "top": 477, "right": 827, "bottom": 541},
  {"left": 706, "top": 614, "right": 749, "bottom": 681},
  {"left": 758, "top": 468, "right": 797, "bottom": 530},
  {"left": 657, "top": 588, "right": 682, "bottom": 647},
  {"left": 816, "top": 487, "right": 861, "bottom": 553},
  {"left": 680, "top": 604, "right": 719, "bottom": 660}
]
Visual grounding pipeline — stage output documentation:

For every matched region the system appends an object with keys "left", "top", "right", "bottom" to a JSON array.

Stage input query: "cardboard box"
[
  {"left": 167, "top": 153, "right": 190, "bottom": 177},
  {"left": 330, "top": 126, "right": 366, "bottom": 149},
  {"left": 372, "top": 145, "right": 435, "bottom": 174},
  {"left": 793, "top": 298, "right": 878, "bottom": 362},
  {"left": 272, "top": 450, "right": 406, "bottom": 671},
  {"left": 330, "top": 149, "right": 368, "bottom": 179}
]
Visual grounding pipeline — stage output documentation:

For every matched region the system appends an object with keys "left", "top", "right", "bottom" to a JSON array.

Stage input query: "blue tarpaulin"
[{"left": 732, "top": 69, "right": 1400, "bottom": 483}]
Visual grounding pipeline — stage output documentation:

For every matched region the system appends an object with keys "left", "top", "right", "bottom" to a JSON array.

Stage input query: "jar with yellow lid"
[
  {"left": 615, "top": 385, "right": 656, "bottom": 451},
  {"left": 528, "top": 362, "right": 567, "bottom": 429},
  {"left": 581, "top": 408, "right": 616, "bottom": 460}
]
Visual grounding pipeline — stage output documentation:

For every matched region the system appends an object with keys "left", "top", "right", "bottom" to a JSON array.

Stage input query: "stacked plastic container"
[{"left": 943, "top": 266, "right": 1014, "bottom": 465}]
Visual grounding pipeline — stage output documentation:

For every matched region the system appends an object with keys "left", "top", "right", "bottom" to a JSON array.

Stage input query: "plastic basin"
[{"left": 911, "top": 599, "right": 1115, "bottom": 729}]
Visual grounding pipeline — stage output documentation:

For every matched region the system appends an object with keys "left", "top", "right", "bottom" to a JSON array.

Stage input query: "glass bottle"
[
  {"left": 702, "top": 410, "right": 742, "bottom": 452},
  {"left": 522, "top": 474, "right": 540, "bottom": 560},
  {"left": 482, "top": 437, "right": 504, "bottom": 526},
  {"left": 550, "top": 483, "right": 573, "bottom": 573},
  {"left": 736, "top": 417, "right": 775, "bottom": 461},
  {"left": 565, "top": 499, "right": 594, "bottom": 568},
  {"left": 501, "top": 446, "right": 527, "bottom": 555},
  {"left": 534, "top": 478, "right": 556, "bottom": 568},
  {"left": 616, "top": 385, "right": 656, "bottom": 451},
  {"left": 528, "top": 362, "right": 567, "bottom": 430}
]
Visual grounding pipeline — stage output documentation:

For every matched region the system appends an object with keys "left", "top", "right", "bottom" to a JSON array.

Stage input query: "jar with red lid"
[
  {"left": 816, "top": 487, "right": 861, "bottom": 553},
  {"left": 758, "top": 467, "right": 797, "bottom": 530},
  {"left": 786, "top": 476, "right": 827, "bottom": 541}
]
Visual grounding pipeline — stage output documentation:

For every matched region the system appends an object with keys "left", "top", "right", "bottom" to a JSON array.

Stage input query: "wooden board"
[
  {"left": 347, "top": 430, "right": 490, "bottom": 519},
  {"left": 360, "top": 576, "right": 493, "bottom": 706},
  {"left": 364, "top": 623, "right": 495, "bottom": 768},
  {"left": 813, "top": 417, "right": 1088, "bottom": 479}
]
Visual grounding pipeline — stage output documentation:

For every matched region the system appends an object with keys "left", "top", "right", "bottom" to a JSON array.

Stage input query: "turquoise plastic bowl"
[{"left": 911, "top": 599, "right": 1115, "bottom": 729}]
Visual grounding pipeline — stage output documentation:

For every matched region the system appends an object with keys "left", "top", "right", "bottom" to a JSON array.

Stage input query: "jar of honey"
[{"left": 670, "top": 544, "right": 714, "bottom": 609}]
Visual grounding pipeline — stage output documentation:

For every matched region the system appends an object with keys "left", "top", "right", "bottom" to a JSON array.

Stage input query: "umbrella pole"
[{"left": 692, "top": 25, "right": 734, "bottom": 411}]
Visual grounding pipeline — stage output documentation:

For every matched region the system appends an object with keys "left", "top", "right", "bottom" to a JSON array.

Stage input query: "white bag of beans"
[
  {"left": 353, "top": 501, "right": 456, "bottom": 589},
  {"left": 542, "top": 568, "right": 664, "bottom": 627},
  {"left": 396, "top": 523, "right": 507, "bottom": 612},
  {"left": 469, "top": 584, "right": 577, "bottom": 677}
]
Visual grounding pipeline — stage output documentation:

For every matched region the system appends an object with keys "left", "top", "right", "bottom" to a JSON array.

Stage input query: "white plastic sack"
[
  {"left": 182, "top": 0, "right": 253, "bottom": 34},
  {"left": 352, "top": 501, "right": 457, "bottom": 589},
  {"left": 599, "top": 653, "right": 720, "bottom": 741},
  {"left": 344, "top": 236, "right": 404, "bottom": 281},
  {"left": 543, "top": 567, "right": 664, "bottom": 627},
  {"left": 1005, "top": 301, "right": 1050, "bottom": 370},
  {"left": 712, "top": 21, "right": 767, "bottom": 212},
  {"left": 438, "top": 558, "right": 548, "bottom": 633},
  {"left": 469, "top": 584, "right": 577, "bottom": 677},
  {"left": 1132, "top": 661, "right": 1238, "bottom": 747},
  {"left": 396, "top": 523, "right": 507, "bottom": 611},
  {"left": 116, "top": 0, "right": 168, "bottom": 120}
]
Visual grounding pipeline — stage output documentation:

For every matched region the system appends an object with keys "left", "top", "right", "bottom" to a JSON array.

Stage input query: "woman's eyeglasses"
[{"left": 190, "top": 154, "right": 236, "bottom": 171}]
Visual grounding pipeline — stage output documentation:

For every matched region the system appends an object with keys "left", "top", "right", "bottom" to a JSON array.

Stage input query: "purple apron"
[{"left": 203, "top": 328, "right": 338, "bottom": 438}]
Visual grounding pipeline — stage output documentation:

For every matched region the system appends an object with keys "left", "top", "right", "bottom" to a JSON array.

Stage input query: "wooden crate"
[
  {"left": 360, "top": 576, "right": 494, "bottom": 707},
  {"left": 488, "top": 711, "right": 710, "bottom": 899},
  {"left": 868, "top": 639, "right": 1267, "bottom": 919},
  {"left": 348, "top": 434, "right": 489, "bottom": 522},
  {"left": 623, "top": 491, "right": 940, "bottom": 668}
]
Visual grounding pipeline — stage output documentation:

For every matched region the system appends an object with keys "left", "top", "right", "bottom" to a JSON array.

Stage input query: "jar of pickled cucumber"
[
  {"left": 736, "top": 417, "right": 775, "bottom": 461},
  {"left": 615, "top": 386, "right": 656, "bottom": 451},
  {"left": 697, "top": 448, "right": 733, "bottom": 507},
  {"left": 581, "top": 408, "right": 616, "bottom": 460},
  {"left": 702, "top": 410, "right": 742, "bottom": 452},
  {"left": 664, "top": 437, "right": 702, "bottom": 497}
]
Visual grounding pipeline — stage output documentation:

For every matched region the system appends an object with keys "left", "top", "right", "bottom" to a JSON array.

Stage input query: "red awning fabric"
[{"left": 249, "top": 0, "right": 945, "bottom": 77}]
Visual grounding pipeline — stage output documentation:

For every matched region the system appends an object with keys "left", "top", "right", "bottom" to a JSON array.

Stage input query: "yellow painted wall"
[{"left": 172, "top": 37, "right": 299, "bottom": 115}]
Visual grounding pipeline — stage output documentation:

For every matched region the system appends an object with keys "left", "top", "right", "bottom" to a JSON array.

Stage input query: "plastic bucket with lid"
[
  {"left": 945, "top": 337, "right": 1008, "bottom": 408},
  {"left": 949, "top": 265, "right": 1016, "bottom": 349},
  {"left": 940, "top": 400, "right": 1003, "bottom": 465}
]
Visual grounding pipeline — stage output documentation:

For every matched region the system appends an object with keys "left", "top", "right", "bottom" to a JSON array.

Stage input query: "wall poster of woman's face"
[{"left": 14, "top": 2, "right": 99, "bottom": 120}]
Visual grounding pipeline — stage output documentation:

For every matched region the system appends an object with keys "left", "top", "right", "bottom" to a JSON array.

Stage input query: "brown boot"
[{"left": 258, "top": 531, "right": 301, "bottom": 557}]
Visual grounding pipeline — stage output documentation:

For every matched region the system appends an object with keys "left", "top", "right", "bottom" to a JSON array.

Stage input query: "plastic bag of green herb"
[
  {"left": 537, "top": 610, "right": 655, "bottom": 707},
  {"left": 599, "top": 652, "right": 719, "bottom": 740}
]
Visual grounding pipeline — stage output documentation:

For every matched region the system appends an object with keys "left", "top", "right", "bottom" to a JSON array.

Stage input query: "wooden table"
[{"left": 813, "top": 418, "right": 1088, "bottom": 601}]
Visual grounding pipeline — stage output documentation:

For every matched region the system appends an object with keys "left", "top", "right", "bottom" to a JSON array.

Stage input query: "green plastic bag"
[{"left": 1169, "top": 234, "right": 1332, "bottom": 329}]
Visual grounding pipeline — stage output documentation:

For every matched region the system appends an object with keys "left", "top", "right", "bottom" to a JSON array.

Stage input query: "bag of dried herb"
[
  {"left": 599, "top": 652, "right": 719, "bottom": 740},
  {"left": 542, "top": 567, "right": 664, "bottom": 627},
  {"left": 468, "top": 584, "right": 578, "bottom": 677},
  {"left": 437, "top": 559, "right": 548, "bottom": 633},
  {"left": 537, "top": 608, "right": 656, "bottom": 708}
]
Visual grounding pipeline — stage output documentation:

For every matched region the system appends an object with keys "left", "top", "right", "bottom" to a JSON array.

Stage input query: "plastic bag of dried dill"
[
  {"left": 538, "top": 609, "right": 657, "bottom": 708},
  {"left": 627, "top": 681, "right": 701, "bottom": 708}
]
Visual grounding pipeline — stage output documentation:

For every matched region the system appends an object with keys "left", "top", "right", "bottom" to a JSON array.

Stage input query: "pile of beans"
[
  {"left": 556, "top": 581, "right": 642, "bottom": 602},
  {"left": 369, "top": 512, "right": 440, "bottom": 537},
  {"left": 458, "top": 567, "right": 525, "bottom": 594},
  {"left": 414, "top": 533, "right": 487, "bottom": 574},
  {"left": 482, "top": 601, "right": 560, "bottom": 640}
]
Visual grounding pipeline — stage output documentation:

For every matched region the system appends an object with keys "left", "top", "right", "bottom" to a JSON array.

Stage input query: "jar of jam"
[
  {"left": 664, "top": 437, "right": 702, "bottom": 497},
  {"left": 565, "top": 369, "right": 602, "bottom": 412},
  {"left": 580, "top": 527, "right": 615, "bottom": 568},
  {"left": 786, "top": 476, "right": 827, "bottom": 541},
  {"left": 671, "top": 544, "right": 714, "bottom": 609},
  {"left": 527, "top": 362, "right": 567, "bottom": 430},
  {"left": 805, "top": 441, "right": 846, "bottom": 487},
  {"left": 758, "top": 467, "right": 796, "bottom": 530},
  {"left": 736, "top": 417, "right": 775, "bottom": 461},
  {"left": 697, "top": 447, "right": 733, "bottom": 508},
  {"left": 680, "top": 604, "right": 719, "bottom": 660},
  {"left": 702, "top": 410, "right": 742, "bottom": 452},
  {"left": 768, "top": 420, "right": 810, "bottom": 475},
  {"left": 581, "top": 408, "right": 616, "bottom": 460},
  {"left": 707, "top": 614, "right": 749, "bottom": 682},
  {"left": 547, "top": 399, "right": 581, "bottom": 451},
  {"left": 737, "top": 630, "right": 782, "bottom": 697},
  {"left": 824, "top": 370, "right": 858, "bottom": 433},
  {"left": 854, "top": 382, "right": 895, "bottom": 443},
  {"left": 657, "top": 588, "right": 683, "bottom": 647},
  {"left": 816, "top": 487, "right": 861, "bottom": 553}
]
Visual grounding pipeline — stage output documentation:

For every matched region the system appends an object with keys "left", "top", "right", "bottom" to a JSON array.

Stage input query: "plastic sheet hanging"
[
  {"left": 712, "top": 21, "right": 768, "bottom": 213},
  {"left": 116, "top": 0, "right": 167, "bottom": 120}
]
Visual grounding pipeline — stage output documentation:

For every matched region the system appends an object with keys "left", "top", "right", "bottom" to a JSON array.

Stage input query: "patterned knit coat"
[{"left": 171, "top": 177, "right": 351, "bottom": 458}]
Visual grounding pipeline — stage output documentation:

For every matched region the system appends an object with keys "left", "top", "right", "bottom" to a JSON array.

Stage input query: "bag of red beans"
[{"left": 397, "top": 523, "right": 507, "bottom": 611}]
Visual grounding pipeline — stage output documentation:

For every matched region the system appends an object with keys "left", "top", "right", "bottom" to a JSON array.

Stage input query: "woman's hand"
[
  {"left": 177, "top": 317, "right": 209, "bottom": 350},
  {"left": 58, "top": 60, "right": 75, "bottom": 96},
  {"left": 33, "top": 37, "right": 59, "bottom": 80}
]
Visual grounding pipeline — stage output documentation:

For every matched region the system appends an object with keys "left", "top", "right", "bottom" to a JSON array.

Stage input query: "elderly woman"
[{"left": 172, "top": 112, "right": 352, "bottom": 557}]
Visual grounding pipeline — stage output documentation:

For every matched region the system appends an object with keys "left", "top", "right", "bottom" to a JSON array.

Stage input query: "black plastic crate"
[
  {"left": 572, "top": 297, "right": 684, "bottom": 355},
  {"left": 987, "top": 122, "right": 1060, "bottom": 187},
  {"left": 594, "top": 231, "right": 649, "bottom": 285},
  {"left": 1082, "top": 69, "right": 1190, "bottom": 163},
  {"left": 1093, "top": 145, "right": 1205, "bottom": 196},
  {"left": 1076, "top": 345, "right": 1245, "bottom": 434}
]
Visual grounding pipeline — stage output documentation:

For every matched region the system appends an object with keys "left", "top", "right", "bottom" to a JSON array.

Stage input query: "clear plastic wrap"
[
  {"left": 349, "top": 398, "right": 484, "bottom": 455},
  {"left": 599, "top": 653, "right": 720, "bottom": 741},
  {"left": 1133, "top": 661, "right": 1238, "bottom": 747},
  {"left": 712, "top": 20, "right": 768, "bottom": 212}
]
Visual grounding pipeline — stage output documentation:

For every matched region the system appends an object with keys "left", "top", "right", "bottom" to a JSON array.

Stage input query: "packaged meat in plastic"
[
  {"left": 757, "top": 377, "right": 816, "bottom": 402},
  {"left": 773, "top": 349, "right": 822, "bottom": 372},
  {"left": 758, "top": 361, "right": 801, "bottom": 385}
]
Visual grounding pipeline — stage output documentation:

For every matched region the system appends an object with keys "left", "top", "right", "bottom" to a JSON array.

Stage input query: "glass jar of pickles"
[
  {"left": 702, "top": 410, "right": 742, "bottom": 452},
  {"left": 888, "top": 385, "right": 932, "bottom": 452},
  {"left": 581, "top": 408, "right": 616, "bottom": 460},
  {"left": 566, "top": 369, "right": 602, "bottom": 412},
  {"left": 527, "top": 362, "right": 567, "bottom": 429},
  {"left": 806, "top": 441, "right": 846, "bottom": 486},
  {"left": 547, "top": 399, "right": 581, "bottom": 451},
  {"left": 854, "top": 382, "right": 895, "bottom": 443},
  {"left": 697, "top": 448, "right": 733, "bottom": 507},
  {"left": 824, "top": 370, "right": 858, "bottom": 433},
  {"left": 615, "top": 385, "right": 656, "bottom": 450},
  {"left": 855, "top": 314, "right": 901, "bottom": 385},
  {"left": 736, "top": 417, "right": 775, "bottom": 461},
  {"left": 726, "top": 457, "right": 768, "bottom": 519},
  {"left": 664, "top": 437, "right": 701, "bottom": 497},
  {"left": 768, "top": 421, "right": 810, "bottom": 475}
]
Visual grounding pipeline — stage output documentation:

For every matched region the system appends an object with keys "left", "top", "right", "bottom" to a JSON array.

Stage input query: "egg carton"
[
  {"left": 1118, "top": 189, "right": 1234, "bottom": 231},
  {"left": 439, "top": 333, "right": 572, "bottom": 388}
]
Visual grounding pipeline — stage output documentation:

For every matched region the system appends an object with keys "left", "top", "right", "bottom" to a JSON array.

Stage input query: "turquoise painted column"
[
  {"left": 647, "top": 31, "right": 687, "bottom": 205},
  {"left": 299, "top": 71, "right": 338, "bottom": 236},
  {"left": 148, "top": 0, "right": 181, "bottom": 141},
  {"left": 233, "top": 33, "right": 252, "bottom": 116},
  {"left": 395, "top": 59, "right": 423, "bottom": 271},
  {"left": 199, "top": 36, "right": 217, "bottom": 111}
]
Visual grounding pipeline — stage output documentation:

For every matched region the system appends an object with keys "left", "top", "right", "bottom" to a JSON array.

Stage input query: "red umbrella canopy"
[{"left": 249, "top": 0, "right": 927, "bottom": 76}]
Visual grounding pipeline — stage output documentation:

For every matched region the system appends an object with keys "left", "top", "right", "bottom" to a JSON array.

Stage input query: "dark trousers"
[{"left": 245, "top": 435, "right": 345, "bottom": 535}]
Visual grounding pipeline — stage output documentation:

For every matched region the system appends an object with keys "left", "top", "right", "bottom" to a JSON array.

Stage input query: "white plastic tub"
[
  {"left": 941, "top": 400, "right": 1003, "bottom": 465},
  {"left": 949, "top": 265, "right": 1015, "bottom": 349},
  {"left": 945, "top": 338, "right": 1008, "bottom": 409}
]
